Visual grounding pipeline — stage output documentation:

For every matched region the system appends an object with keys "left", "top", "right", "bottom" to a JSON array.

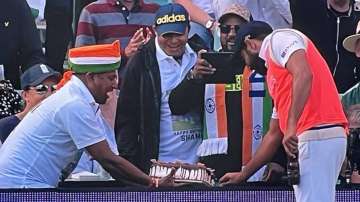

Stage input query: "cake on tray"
[{"left": 149, "top": 160, "right": 215, "bottom": 186}]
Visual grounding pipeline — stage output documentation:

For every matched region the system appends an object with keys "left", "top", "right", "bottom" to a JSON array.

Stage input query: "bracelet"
[
  {"left": 155, "top": 178, "right": 159, "bottom": 188},
  {"left": 149, "top": 178, "right": 159, "bottom": 188}
]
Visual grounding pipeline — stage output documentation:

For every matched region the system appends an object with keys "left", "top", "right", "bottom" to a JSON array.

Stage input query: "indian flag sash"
[
  {"left": 242, "top": 67, "right": 272, "bottom": 181},
  {"left": 197, "top": 84, "right": 228, "bottom": 156},
  {"left": 197, "top": 75, "right": 243, "bottom": 157}
]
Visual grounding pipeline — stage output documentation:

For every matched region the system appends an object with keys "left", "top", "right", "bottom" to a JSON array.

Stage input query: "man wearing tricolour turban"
[{"left": 0, "top": 41, "right": 175, "bottom": 188}]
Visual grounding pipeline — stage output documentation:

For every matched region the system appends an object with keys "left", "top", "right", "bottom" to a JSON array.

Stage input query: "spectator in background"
[
  {"left": 343, "top": 20, "right": 360, "bottom": 58},
  {"left": 75, "top": 0, "right": 97, "bottom": 34},
  {"left": 44, "top": 0, "right": 74, "bottom": 74},
  {"left": 76, "top": 0, "right": 159, "bottom": 127},
  {"left": 342, "top": 20, "right": 360, "bottom": 127},
  {"left": 290, "top": 0, "right": 360, "bottom": 93},
  {"left": 0, "top": 0, "right": 44, "bottom": 89},
  {"left": 0, "top": 81, "right": 23, "bottom": 120},
  {"left": 339, "top": 20, "right": 360, "bottom": 184},
  {"left": 76, "top": 0, "right": 159, "bottom": 82},
  {"left": 0, "top": 64, "right": 60, "bottom": 145},
  {"left": 115, "top": 3, "right": 206, "bottom": 173},
  {"left": 213, "top": 0, "right": 292, "bottom": 29},
  {"left": 174, "top": 0, "right": 218, "bottom": 49}
]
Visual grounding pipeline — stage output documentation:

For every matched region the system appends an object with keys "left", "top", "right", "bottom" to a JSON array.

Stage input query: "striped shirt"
[{"left": 76, "top": 0, "right": 159, "bottom": 55}]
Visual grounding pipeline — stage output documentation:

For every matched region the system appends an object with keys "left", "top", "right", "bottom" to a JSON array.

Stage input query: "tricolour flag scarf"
[
  {"left": 242, "top": 66, "right": 272, "bottom": 181},
  {"left": 197, "top": 75, "right": 243, "bottom": 157},
  {"left": 197, "top": 84, "right": 228, "bottom": 156}
]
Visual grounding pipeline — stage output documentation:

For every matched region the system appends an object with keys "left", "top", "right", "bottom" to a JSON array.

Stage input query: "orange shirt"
[{"left": 265, "top": 31, "right": 348, "bottom": 135}]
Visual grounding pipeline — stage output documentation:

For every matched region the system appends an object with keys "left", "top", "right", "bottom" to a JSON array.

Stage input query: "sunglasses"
[
  {"left": 219, "top": 25, "right": 241, "bottom": 34},
  {"left": 27, "top": 84, "right": 57, "bottom": 94}
]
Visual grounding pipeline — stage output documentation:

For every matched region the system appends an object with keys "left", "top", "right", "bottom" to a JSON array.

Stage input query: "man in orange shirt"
[{"left": 220, "top": 21, "right": 348, "bottom": 202}]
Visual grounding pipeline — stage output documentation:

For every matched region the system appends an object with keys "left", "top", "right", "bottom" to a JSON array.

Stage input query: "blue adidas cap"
[{"left": 154, "top": 3, "right": 190, "bottom": 36}]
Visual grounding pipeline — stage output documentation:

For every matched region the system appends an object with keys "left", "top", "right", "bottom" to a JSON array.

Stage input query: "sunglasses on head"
[
  {"left": 219, "top": 24, "right": 241, "bottom": 34},
  {"left": 27, "top": 84, "right": 57, "bottom": 94}
]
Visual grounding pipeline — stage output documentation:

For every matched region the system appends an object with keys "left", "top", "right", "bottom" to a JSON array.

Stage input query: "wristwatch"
[
  {"left": 205, "top": 19, "right": 215, "bottom": 30},
  {"left": 186, "top": 69, "right": 196, "bottom": 80}
]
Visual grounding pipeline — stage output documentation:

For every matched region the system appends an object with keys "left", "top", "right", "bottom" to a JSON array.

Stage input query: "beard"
[{"left": 247, "top": 52, "right": 267, "bottom": 75}]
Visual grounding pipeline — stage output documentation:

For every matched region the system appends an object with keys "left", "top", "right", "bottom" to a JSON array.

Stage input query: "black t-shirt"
[{"left": 0, "top": 115, "right": 20, "bottom": 143}]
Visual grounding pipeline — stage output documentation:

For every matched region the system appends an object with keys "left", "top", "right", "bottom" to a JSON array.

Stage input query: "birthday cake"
[{"left": 149, "top": 160, "right": 215, "bottom": 186}]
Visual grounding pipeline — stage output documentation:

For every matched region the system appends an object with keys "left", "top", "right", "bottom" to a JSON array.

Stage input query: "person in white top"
[
  {"left": 71, "top": 109, "right": 119, "bottom": 179},
  {"left": 0, "top": 41, "right": 174, "bottom": 188}
]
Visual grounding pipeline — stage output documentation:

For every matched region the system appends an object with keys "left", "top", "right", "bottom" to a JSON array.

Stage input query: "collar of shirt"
[
  {"left": 70, "top": 75, "right": 99, "bottom": 113},
  {"left": 259, "top": 34, "right": 271, "bottom": 61},
  {"left": 106, "top": 0, "right": 143, "bottom": 10},
  {"left": 154, "top": 36, "right": 197, "bottom": 64},
  {"left": 155, "top": 37, "right": 197, "bottom": 93}
]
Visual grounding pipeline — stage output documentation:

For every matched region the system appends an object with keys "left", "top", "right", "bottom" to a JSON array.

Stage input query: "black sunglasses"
[
  {"left": 219, "top": 25, "right": 241, "bottom": 34},
  {"left": 27, "top": 84, "right": 57, "bottom": 94}
]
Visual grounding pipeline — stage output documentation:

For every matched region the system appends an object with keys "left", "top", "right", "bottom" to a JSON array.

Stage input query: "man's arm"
[
  {"left": 86, "top": 140, "right": 152, "bottom": 185},
  {"left": 220, "top": 118, "right": 283, "bottom": 185},
  {"left": 115, "top": 53, "right": 142, "bottom": 165},
  {"left": 169, "top": 49, "right": 214, "bottom": 115},
  {"left": 283, "top": 49, "right": 312, "bottom": 157},
  {"left": 87, "top": 140, "right": 177, "bottom": 187},
  {"left": 173, "top": 0, "right": 214, "bottom": 29}
]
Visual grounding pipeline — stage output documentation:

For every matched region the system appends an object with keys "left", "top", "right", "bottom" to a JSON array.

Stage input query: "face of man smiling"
[
  {"left": 156, "top": 27, "right": 189, "bottom": 57},
  {"left": 220, "top": 15, "right": 247, "bottom": 52}
]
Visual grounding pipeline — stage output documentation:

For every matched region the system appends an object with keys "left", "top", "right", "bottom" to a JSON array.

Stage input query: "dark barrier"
[{"left": 1, "top": 183, "right": 360, "bottom": 202}]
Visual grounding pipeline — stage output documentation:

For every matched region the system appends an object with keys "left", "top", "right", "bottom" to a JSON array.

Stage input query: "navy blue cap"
[
  {"left": 235, "top": 21, "right": 273, "bottom": 52},
  {"left": 21, "top": 64, "right": 61, "bottom": 90},
  {"left": 154, "top": 3, "right": 189, "bottom": 36}
]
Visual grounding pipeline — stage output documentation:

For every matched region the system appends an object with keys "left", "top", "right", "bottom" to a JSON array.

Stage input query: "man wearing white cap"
[
  {"left": 0, "top": 41, "right": 174, "bottom": 188},
  {"left": 341, "top": 20, "right": 360, "bottom": 183},
  {"left": 343, "top": 21, "right": 360, "bottom": 58}
]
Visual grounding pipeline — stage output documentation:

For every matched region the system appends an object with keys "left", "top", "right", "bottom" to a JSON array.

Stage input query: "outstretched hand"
[
  {"left": 219, "top": 172, "right": 247, "bottom": 186},
  {"left": 158, "top": 167, "right": 177, "bottom": 187}
]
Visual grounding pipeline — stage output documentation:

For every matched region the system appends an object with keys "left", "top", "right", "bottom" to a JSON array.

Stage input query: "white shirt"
[
  {"left": 155, "top": 37, "right": 202, "bottom": 164},
  {"left": 259, "top": 29, "right": 306, "bottom": 67},
  {"left": 72, "top": 112, "right": 118, "bottom": 175},
  {"left": 259, "top": 29, "right": 306, "bottom": 120},
  {"left": 193, "top": 0, "right": 214, "bottom": 15},
  {"left": 0, "top": 76, "right": 108, "bottom": 188}
]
